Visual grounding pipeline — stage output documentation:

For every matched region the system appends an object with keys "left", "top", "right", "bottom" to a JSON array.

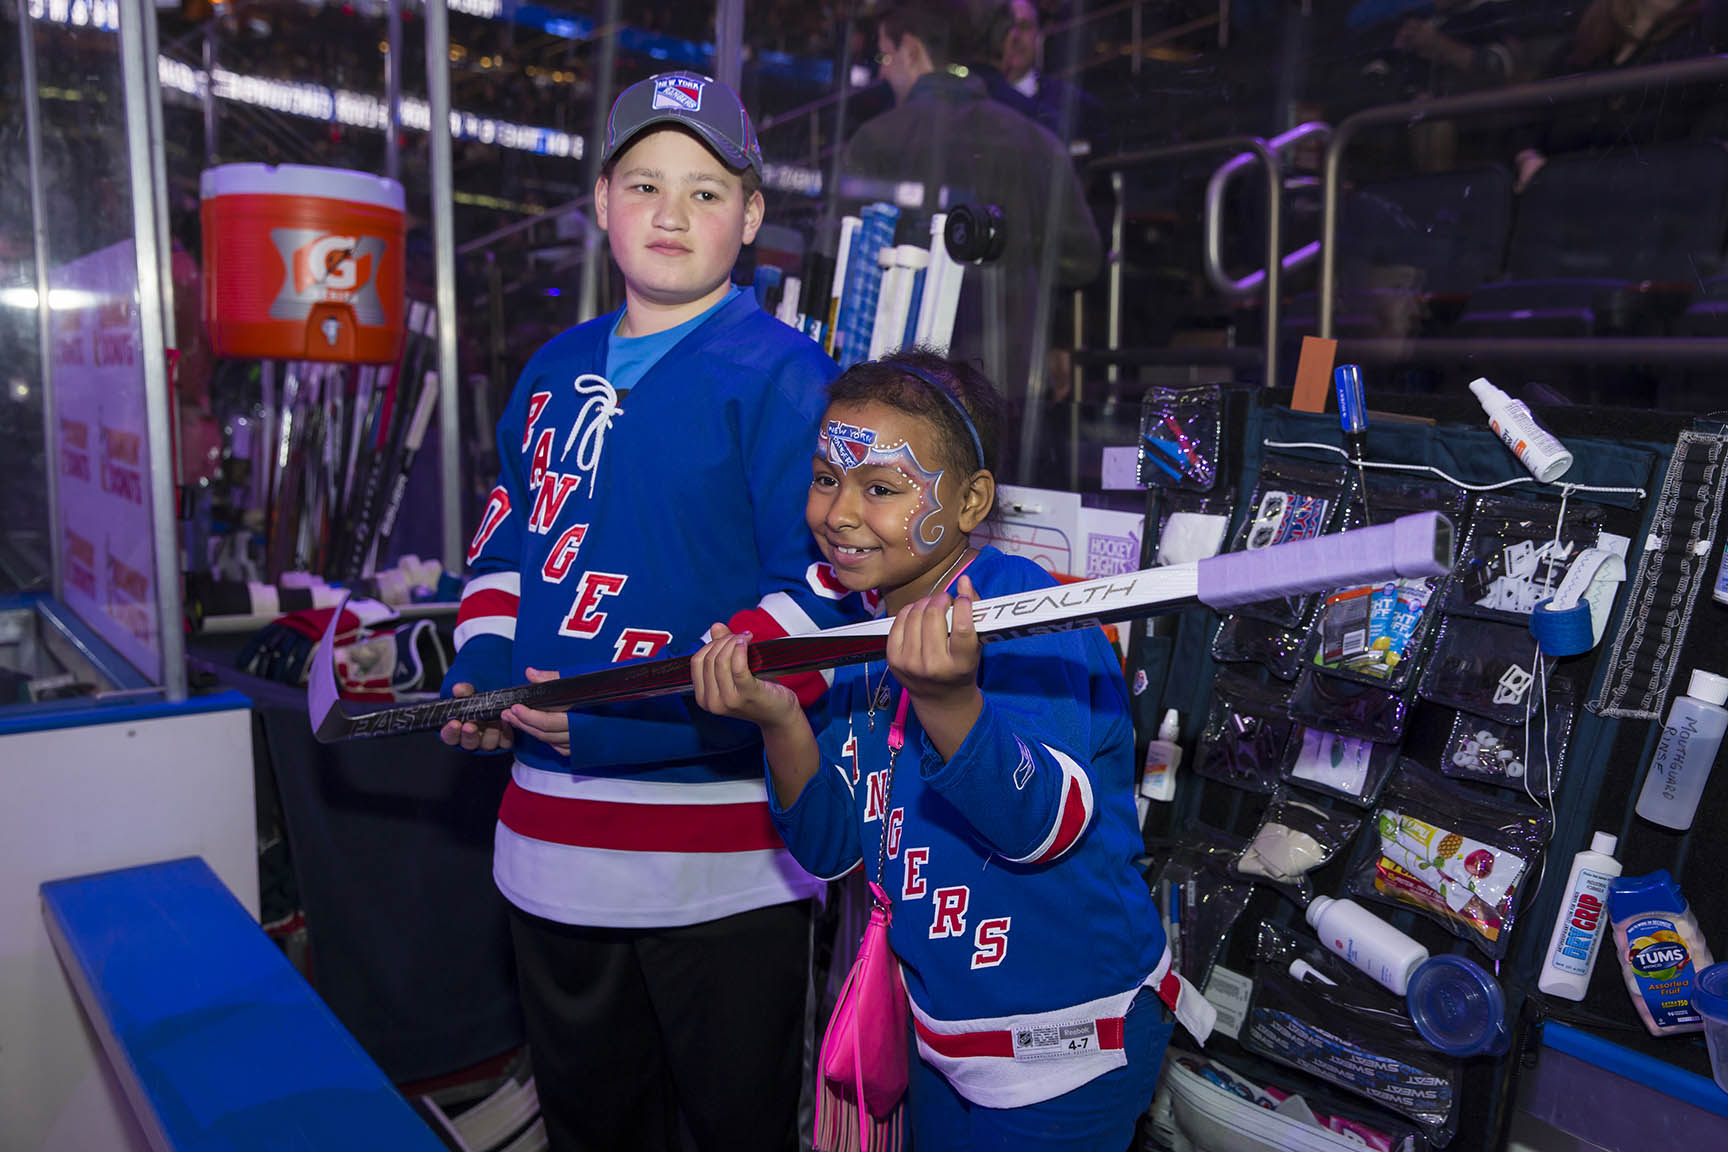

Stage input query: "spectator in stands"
[
  {"left": 980, "top": 0, "right": 1105, "bottom": 146},
  {"left": 843, "top": 0, "right": 1101, "bottom": 478},
  {"left": 1509, "top": 0, "right": 1726, "bottom": 190},
  {"left": 1357, "top": 0, "right": 1555, "bottom": 169}
]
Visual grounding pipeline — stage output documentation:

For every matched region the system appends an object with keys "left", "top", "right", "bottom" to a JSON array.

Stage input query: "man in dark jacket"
[{"left": 843, "top": 0, "right": 1102, "bottom": 474}]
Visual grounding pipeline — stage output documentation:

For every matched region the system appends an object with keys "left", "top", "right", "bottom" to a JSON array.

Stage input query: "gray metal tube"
[
  {"left": 578, "top": 0, "right": 620, "bottom": 326},
  {"left": 386, "top": 0, "right": 403, "bottom": 185},
  {"left": 1321, "top": 53, "right": 1728, "bottom": 338},
  {"left": 142, "top": 0, "right": 177, "bottom": 399},
  {"left": 19, "top": 0, "right": 60, "bottom": 599},
  {"left": 201, "top": 21, "right": 217, "bottom": 163},
  {"left": 1106, "top": 170, "right": 1124, "bottom": 386},
  {"left": 424, "top": 0, "right": 463, "bottom": 571},
  {"left": 714, "top": 0, "right": 744, "bottom": 90},
  {"left": 822, "top": 2, "right": 859, "bottom": 237},
  {"left": 119, "top": 0, "right": 186, "bottom": 697},
  {"left": 1028, "top": 0, "right": 1095, "bottom": 487}
]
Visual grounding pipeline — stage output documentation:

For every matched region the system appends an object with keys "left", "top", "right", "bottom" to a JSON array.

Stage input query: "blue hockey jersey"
[
  {"left": 773, "top": 547, "right": 1176, "bottom": 1108},
  {"left": 447, "top": 290, "right": 861, "bottom": 928}
]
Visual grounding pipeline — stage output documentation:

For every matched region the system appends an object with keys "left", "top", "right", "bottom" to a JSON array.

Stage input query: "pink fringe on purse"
[{"left": 813, "top": 883, "right": 908, "bottom": 1152}]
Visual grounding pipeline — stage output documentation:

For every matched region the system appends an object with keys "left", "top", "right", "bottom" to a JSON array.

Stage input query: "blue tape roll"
[{"left": 1531, "top": 597, "right": 1594, "bottom": 656}]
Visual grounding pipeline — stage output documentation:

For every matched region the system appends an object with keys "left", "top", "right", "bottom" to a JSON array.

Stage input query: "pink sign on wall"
[{"left": 49, "top": 239, "right": 162, "bottom": 684}]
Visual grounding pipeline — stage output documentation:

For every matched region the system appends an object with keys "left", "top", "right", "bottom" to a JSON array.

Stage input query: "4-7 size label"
[{"left": 1012, "top": 1020, "right": 1099, "bottom": 1062}]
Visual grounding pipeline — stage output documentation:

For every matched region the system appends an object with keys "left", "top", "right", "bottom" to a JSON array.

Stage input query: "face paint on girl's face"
[
  {"left": 816, "top": 419, "right": 948, "bottom": 554},
  {"left": 871, "top": 439, "right": 947, "bottom": 554}
]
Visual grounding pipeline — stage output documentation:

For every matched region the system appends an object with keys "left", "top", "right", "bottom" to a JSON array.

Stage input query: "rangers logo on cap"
[{"left": 652, "top": 76, "right": 704, "bottom": 112}]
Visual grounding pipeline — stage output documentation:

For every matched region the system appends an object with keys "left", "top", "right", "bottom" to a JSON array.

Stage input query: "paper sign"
[{"left": 50, "top": 239, "right": 161, "bottom": 683}]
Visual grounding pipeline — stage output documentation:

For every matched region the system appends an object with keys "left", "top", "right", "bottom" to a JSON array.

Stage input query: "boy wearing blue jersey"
[
  {"left": 438, "top": 73, "right": 858, "bottom": 1152},
  {"left": 691, "top": 351, "right": 1211, "bottom": 1150}
]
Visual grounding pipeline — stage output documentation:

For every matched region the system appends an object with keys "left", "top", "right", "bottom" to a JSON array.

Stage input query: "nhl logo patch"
[
  {"left": 825, "top": 420, "right": 877, "bottom": 470},
  {"left": 652, "top": 76, "right": 704, "bottom": 112}
]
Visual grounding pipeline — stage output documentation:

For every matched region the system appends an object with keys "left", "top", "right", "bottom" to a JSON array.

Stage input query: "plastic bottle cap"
[
  {"left": 1468, "top": 377, "right": 1506, "bottom": 404},
  {"left": 1692, "top": 962, "right": 1728, "bottom": 1020},
  {"left": 1607, "top": 870, "right": 1685, "bottom": 917},
  {"left": 1405, "top": 955, "right": 1509, "bottom": 1057},
  {"left": 1590, "top": 832, "right": 1618, "bottom": 857},
  {"left": 1158, "top": 709, "right": 1181, "bottom": 742},
  {"left": 1689, "top": 669, "right": 1728, "bottom": 707}
]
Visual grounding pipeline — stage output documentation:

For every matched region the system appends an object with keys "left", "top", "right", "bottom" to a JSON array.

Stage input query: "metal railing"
[
  {"left": 1319, "top": 53, "right": 1728, "bottom": 361},
  {"left": 1204, "top": 121, "right": 1330, "bottom": 297},
  {"left": 1063, "top": 135, "right": 1284, "bottom": 489}
]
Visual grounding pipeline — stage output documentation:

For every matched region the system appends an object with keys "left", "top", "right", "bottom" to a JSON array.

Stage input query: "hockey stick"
[
  {"left": 361, "top": 370, "right": 441, "bottom": 577},
  {"left": 308, "top": 511, "right": 1453, "bottom": 743}
]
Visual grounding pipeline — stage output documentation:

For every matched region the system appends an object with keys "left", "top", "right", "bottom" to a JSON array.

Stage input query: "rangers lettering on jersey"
[
  {"left": 529, "top": 428, "right": 555, "bottom": 486},
  {"left": 529, "top": 473, "right": 583, "bottom": 534},
  {"left": 613, "top": 628, "right": 672, "bottom": 662},
  {"left": 865, "top": 769, "right": 890, "bottom": 821},
  {"left": 902, "top": 847, "right": 929, "bottom": 899},
  {"left": 469, "top": 487, "right": 511, "bottom": 564},
  {"left": 973, "top": 917, "right": 1011, "bottom": 969},
  {"left": 523, "top": 391, "right": 551, "bottom": 450},
  {"left": 558, "top": 571, "right": 627, "bottom": 638},
  {"left": 542, "top": 524, "right": 589, "bottom": 582},
  {"left": 931, "top": 886, "right": 969, "bottom": 939}
]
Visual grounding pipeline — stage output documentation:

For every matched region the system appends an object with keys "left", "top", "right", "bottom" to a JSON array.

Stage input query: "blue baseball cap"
[{"left": 599, "top": 71, "right": 764, "bottom": 181}]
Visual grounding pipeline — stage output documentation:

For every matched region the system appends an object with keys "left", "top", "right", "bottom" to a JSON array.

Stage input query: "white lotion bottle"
[
  {"left": 1538, "top": 832, "right": 1622, "bottom": 1001},
  {"left": 1140, "top": 709, "right": 1182, "bottom": 803},
  {"left": 1635, "top": 669, "right": 1728, "bottom": 831},
  {"left": 1469, "top": 377, "right": 1574, "bottom": 483},
  {"left": 1306, "top": 895, "right": 1430, "bottom": 995}
]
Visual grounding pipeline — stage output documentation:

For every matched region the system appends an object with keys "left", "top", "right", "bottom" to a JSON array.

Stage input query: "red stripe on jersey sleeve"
[
  {"left": 1033, "top": 775, "right": 1090, "bottom": 864},
  {"left": 727, "top": 606, "right": 828, "bottom": 707},
  {"left": 457, "top": 587, "right": 519, "bottom": 628}
]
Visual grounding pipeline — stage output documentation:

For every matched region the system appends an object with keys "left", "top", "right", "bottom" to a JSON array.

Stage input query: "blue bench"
[{"left": 40, "top": 856, "right": 447, "bottom": 1151}]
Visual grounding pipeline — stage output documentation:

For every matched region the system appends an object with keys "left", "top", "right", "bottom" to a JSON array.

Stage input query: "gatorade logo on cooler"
[
  {"left": 268, "top": 228, "right": 387, "bottom": 323},
  {"left": 652, "top": 76, "right": 704, "bottom": 111}
]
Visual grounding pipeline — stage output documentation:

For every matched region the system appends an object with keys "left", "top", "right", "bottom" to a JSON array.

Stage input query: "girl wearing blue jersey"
[{"left": 691, "top": 350, "right": 1206, "bottom": 1151}]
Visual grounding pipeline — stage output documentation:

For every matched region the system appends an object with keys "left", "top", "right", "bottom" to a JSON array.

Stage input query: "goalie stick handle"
[
  {"left": 1196, "top": 510, "right": 1453, "bottom": 609},
  {"left": 311, "top": 511, "right": 1454, "bottom": 742}
]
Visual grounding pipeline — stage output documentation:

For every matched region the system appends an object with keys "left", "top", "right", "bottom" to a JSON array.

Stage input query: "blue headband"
[{"left": 881, "top": 360, "right": 987, "bottom": 472}]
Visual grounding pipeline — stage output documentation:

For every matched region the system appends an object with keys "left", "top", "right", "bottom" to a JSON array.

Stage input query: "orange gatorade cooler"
[{"left": 201, "top": 164, "right": 406, "bottom": 363}]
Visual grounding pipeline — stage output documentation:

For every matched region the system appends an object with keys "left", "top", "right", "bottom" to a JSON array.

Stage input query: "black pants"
[{"left": 508, "top": 899, "right": 813, "bottom": 1152}]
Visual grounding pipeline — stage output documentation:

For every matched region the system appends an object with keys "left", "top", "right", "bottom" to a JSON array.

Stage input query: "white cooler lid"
[{"left": 200, "top": 163, "right": 405, "bottom": 212}]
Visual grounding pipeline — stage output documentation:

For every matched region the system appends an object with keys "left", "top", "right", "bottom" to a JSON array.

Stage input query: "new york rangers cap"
[{"left": 599, "top": 72, "right": 764, "bottom": 181}]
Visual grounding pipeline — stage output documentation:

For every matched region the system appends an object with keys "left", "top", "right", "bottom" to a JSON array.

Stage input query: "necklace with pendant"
[{"left": 865, "top": 661, "right": 893, "bottom": 732}]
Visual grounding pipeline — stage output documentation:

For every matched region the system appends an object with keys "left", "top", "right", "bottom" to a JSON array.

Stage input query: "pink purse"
[
  {"left": 813, "top": 693, "right": 913, "bottom": 1152},
  {"left": 814, "top": 881, "right": 908, "bottom": 1152}
]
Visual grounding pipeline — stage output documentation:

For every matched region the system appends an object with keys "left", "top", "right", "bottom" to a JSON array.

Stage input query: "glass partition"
[
  {"left": 17, "top": 2, "right": 173, "bottom": 688},
  {"left": 39, "top": 0, "right": 1715, "bottom": 579},
  {"left": 0, "top": 12, "right": 51, "bottom": 597}
]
